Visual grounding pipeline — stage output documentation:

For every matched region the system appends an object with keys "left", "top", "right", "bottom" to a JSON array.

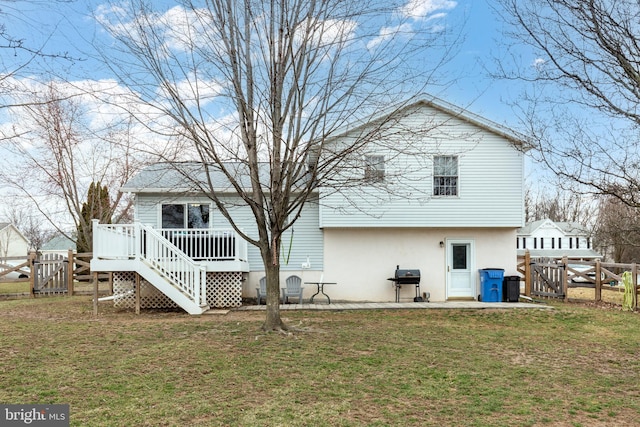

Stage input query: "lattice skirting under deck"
[{"left": 112, "top": 271, "right": 243, "bottom": 310}]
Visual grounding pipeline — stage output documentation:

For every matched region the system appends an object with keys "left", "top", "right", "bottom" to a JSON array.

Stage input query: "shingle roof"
[
  {"left": 121, "top": 162, "right": 287, "bottom": 193},
  {"left": 517, "top": 249, "right": 603, "bottom": 259},
  {"left": 41, "top": 234, "right": 76, "bottom": 251},
  {"left": 517, "top": 219, "right": 591, "bottom": 236}
]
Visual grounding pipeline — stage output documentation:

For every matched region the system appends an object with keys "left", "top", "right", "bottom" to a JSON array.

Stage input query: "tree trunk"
[{"left": 261, "top": 247, "right": 287, "bottom": 331}]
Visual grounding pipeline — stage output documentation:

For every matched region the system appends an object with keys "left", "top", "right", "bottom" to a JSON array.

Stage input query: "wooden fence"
[
  {"left": 0, "top": 255, "right": 31, "bottom": 281},
  {"left": 518, "top": 251, "right": 639, "bottom": 309},
  {"left": 0, "top": 251, "right": 111, "bottom": 297},
  {"left": 32, "top": 253, "right": 68, "bottom": 295}
]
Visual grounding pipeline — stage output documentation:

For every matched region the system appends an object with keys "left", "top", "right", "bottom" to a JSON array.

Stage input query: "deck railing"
[
  {"left": 92, "top": 221, "right": 248, "bottom": 263},
  {"left": 143, "top": 226, "right": 207, "bottom": 306},
  {"left": 92, "top": 221, "right": 208, "bottom": 306},
  {"left": 159, "top": 228, "right": 248, "bottom": 261}
]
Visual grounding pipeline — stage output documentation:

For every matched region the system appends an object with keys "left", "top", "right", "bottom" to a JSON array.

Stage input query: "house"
[
  {"left": 41, "top": 234, "right": 77, "bottom": 256},
  {"left": 516, "top": 219, "right": 602, "bottom": 260},
  {"left": 0, "top": 223, "right": 30, "bottom": 258},
  {"left": 91, "top": 96, "right": 527, "bottom": 314}
]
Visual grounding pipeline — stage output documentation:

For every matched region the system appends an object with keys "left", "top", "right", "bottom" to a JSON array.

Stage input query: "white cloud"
[
  {"left": 532, "top": 58, "right": 546, "bottom": 69},
  {"left": 367, "top": 23, "right": 413, "bottom": 51},
  {"left": 399, "top": 0, "right": 458, "bottom": 20}
]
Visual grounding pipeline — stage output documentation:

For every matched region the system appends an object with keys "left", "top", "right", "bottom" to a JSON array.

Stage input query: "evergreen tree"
[{"left": 77, "top": 182, "right": 112, "bottom": 253}]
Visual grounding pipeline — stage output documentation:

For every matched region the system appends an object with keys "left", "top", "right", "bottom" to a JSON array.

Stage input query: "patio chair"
[
  {"left": 281, "top": 275, "right": 304, "bottom": 304},
  {"left": 256, "top": 276, "right": 267, "bottom": 305}
]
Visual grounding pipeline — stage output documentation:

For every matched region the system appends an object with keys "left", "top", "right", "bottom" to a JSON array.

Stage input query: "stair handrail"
[{"left": 138, "top": 223, "right": 207, "bottom": 307}]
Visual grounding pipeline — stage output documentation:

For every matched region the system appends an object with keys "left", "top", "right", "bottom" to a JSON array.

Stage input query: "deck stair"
[{"left": 92, "top": 221, "right": 209, "bottom": 315}]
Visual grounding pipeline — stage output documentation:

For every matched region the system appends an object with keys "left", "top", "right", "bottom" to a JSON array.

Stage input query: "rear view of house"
[{"left": 91, "top": 96, "right": 527, "bottom": 313}]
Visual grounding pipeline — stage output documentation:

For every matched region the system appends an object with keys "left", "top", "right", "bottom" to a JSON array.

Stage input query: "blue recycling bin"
[{"left": 479, "top": 268, "right": 504, "bottom": 302}]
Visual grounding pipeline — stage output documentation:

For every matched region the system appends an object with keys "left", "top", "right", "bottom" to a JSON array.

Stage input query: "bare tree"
[
  {"left": 1, "top": 205, "right": 55, "bottom": 252},
  {"left": 97, "top": 0, "right": 461, "bottom": 330},
  {"left": 0, "top": 0, "right": 79, "bottom": 106},
  {"left": 0, "top": 81, "right": 140, "bottom": 249},
  {"left": 594, "top": 196, "right": 640, "bottom": 263},
  {"left": 495, "top": 0, "right": 640, "bottom": 208},
  {"left": 524, "top": 184, "right": 596, "bottom": 225}
]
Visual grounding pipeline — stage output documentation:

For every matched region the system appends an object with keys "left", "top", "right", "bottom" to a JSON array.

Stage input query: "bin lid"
[{"left": 481, "top": 268, "right": 504, "bottom": 279}]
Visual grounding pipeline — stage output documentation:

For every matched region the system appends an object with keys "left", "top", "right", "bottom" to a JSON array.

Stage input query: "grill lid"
[
  {"left": 393, "top": 266, "right": 421, "bottom": 284},
  {"left": 395, "top": 269, "right": 420, "bottom": 279}
]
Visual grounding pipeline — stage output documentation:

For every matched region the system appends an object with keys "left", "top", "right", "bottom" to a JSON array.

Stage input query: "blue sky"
[
  {"left": 0, "top": 0, "right": 550, "bottom": 227},
  {"left": 1, "top": 0, "right": 528, "bottom": 127}
]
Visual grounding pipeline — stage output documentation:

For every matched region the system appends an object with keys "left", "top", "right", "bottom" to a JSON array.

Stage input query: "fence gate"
[
  {"left": 33, "top": 253, "right": 68, "bottom": 295},
  {"left": 530, "top": 258, "right": 566, "bottom": 299}
]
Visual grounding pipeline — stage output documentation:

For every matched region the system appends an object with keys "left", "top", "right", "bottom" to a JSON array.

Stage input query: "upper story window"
[
  {"left": 364, "top": 155, "right": 385, "bottom": 183},
  {"left": 162, "top": 203, "right": 210, "bottom": 229},
  {"left": 433, "top": 155, "right": 458, "bottom": 196}
]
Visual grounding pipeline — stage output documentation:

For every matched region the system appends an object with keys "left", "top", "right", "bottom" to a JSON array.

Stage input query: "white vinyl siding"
[
  {"left": 133, "top": 194, "right": 323, "bottom": 271},
  {"left": 319, "top": 102, "right": 524, "bottom": 228}
]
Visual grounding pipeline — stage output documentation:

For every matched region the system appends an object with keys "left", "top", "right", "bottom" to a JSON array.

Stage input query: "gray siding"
[
  {"left": 133, "top": 194, "right": 323, "bottom": 271},
  {"left": 319, "top": 103, "right": 524, "bottom": 228}
]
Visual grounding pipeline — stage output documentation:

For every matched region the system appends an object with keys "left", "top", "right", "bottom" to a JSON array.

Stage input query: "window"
[
  {"left": 433, "top": 155, "right": 458, "bottom": 196},
  {"left": 364, "top": 155, "right": 385, "bottom": 183},
  {"left": 162, "top": 203, "right": 210, "bottom": 229}
]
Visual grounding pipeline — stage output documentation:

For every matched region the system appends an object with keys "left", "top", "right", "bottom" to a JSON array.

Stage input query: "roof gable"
[
  {"left": 326, "top": 94, "right": 529, "bottom": 148},
  {"left": 122, "top": 162, "right": 310, "bottom": 194},
  {"left": 41, "top": 234, "right": 77, "bottom": 251},
  {"left": 0, "top": 223, "right": 29, "bottom": 243},
  {"left": 518, "top": 219, "right": 592, "bottom": 236}
]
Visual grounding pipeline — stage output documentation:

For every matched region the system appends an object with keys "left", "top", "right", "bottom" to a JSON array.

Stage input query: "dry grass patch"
[
  {"left": 1, "top": 297, "right": 639, "bottom": 426},
  {"left": 568, "top": 286, "right": 627, "bottom": 306}
]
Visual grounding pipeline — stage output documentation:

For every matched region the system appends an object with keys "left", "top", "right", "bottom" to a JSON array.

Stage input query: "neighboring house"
[
  {"left": 0, "top": 223, "right": 30, "bottom": 258},
  {"left": 91, "top": 96, "right": 527, "bottom": 314},
  {"left": 516, "top": 219, "right": 602, "bottom": 260},
  {"left": 41, "top": 234, "right": 77, "bottom": 257}
]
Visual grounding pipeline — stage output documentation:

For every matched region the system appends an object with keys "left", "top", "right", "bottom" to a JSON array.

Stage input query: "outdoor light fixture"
[{"left": 439, "top": 241, "right": 444, "bottom": 248}]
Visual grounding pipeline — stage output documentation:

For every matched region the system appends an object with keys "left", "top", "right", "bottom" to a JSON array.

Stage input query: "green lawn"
[
  {"left": 0, "top": 281, "right": 29, "bottom": 294},
  {"left": 0, "top": 281, "right": 111, "bottom": 295},
  {"left": 1, "top": 297, "right": 639, "bottom": 426}
]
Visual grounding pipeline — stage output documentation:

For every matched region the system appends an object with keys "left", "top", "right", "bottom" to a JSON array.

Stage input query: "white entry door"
[{"left": 446, "top": 240, "right": 476, "bottom": 299}]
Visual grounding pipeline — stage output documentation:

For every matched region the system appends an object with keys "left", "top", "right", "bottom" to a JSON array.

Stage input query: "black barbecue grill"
[{"left": 388, "top": 266, "right": 424, "bottom": 302}]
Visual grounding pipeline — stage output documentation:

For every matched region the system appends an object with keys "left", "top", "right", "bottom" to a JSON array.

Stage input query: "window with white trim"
[
  {"left": 433, "top": 155, "right": 458, "bottom": 196},
  {"left": 364, "top": 155, "right": 385, "bottom": 183},
  {"left": 161, "top": 203, "right": 210, "bottom": 228}
]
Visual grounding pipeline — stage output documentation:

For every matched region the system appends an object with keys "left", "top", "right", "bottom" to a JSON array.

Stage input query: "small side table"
[{"left": 305, "top": 282, "right": 337, "bottom": 304}]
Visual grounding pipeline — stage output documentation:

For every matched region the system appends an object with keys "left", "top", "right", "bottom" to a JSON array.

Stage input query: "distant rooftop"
[{"left": 517, "top": 249, "right": 602, "bottom": 259}]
